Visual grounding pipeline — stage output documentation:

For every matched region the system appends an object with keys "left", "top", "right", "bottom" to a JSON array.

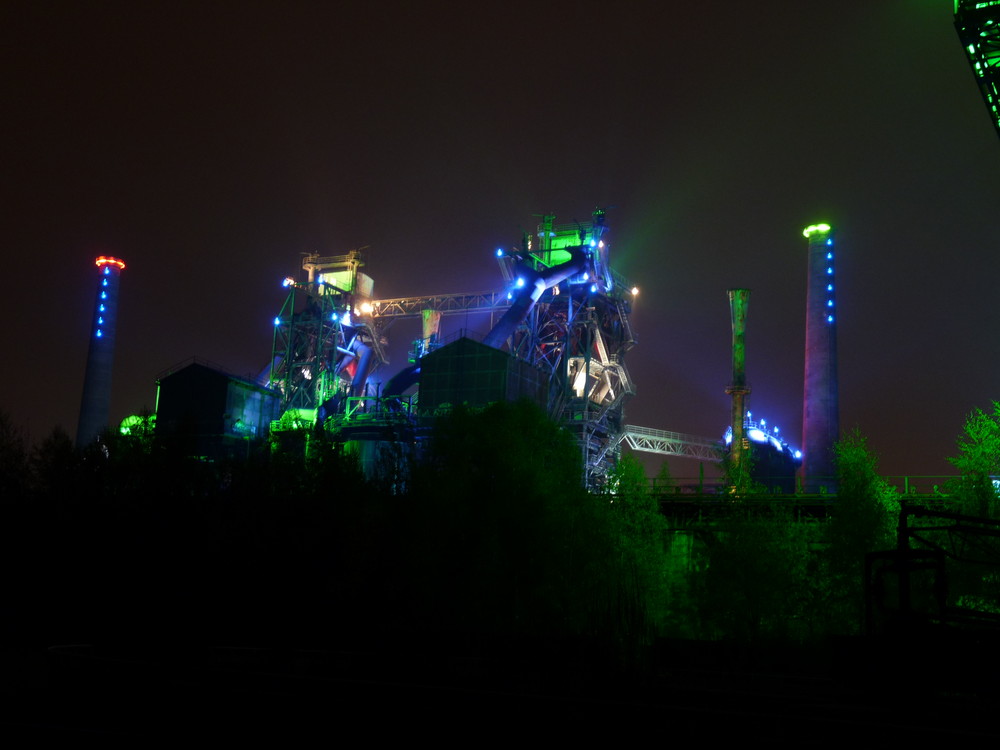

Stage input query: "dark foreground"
[{"left": 2, "top": 635, "right": 998, "bottom": 741}]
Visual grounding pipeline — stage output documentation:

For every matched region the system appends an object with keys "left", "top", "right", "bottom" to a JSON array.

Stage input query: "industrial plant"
[{"left": 79, "top": 209, "right": 837, "bottom": 492}]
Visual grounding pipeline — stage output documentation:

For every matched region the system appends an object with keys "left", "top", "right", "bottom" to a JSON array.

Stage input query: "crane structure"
[{"left": 955, "top": 0, "right": 1000, "bottom": 140}]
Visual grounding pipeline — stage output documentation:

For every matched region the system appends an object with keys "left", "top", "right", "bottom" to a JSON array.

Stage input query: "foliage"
[
  {"left": 606, "top": 454, "right": 670, "bottom": 642},
  {"left": 824, "top": 429, "right": 900, "bottom": 634},
  {"left": 721, "top": 444, "right": 764, "bottom": 496},
  {"left": 700, "top": 504, "right": 818, "bottom": 643},
  {"left": 0, "top": 409, "right": 29, "bottom": 500},
  {"left": 28, "top": 401, "right": 1000, "bottom": 651},
  {"left": 947, "top": 402, "right": 1000, "bottom": 519},
  {"left": 652, "top": 460, "right": 676, "bottom": 496},
  {"left": 404, "top": 401, "right": 590, "bottom": 633},
  {"left": 30, "top": 426, "right": 78, "bottom": 504}
]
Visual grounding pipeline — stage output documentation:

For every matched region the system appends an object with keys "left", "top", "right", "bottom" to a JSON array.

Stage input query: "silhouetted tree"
[
  {"left": 606, "top": 454, "right": 670, "bottom": 642},
  {"left": 652, "top": 460, "right": 676, "bottom": 496},
  {"left": 824, "top": 429, "right": 900, "bottom": 634},
  {"left": 701, "top": 503, "right": 816, "bottom": 642},
  {"left": 948, "top": 402, "right": 1000, "bottom": 519},
  {"left": 403, "top": 401, "right": 629, "bottom": 645},
  {"left": 0, "top": 409, "right": 29, "bottom": 501}
]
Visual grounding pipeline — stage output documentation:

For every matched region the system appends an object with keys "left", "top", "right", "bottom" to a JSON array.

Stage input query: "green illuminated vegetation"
[
  {"left": 823, "top": 430, "right": 900, "bottom": 632},
  {"left": 947, "top": 401, "right": 1000, "bottom": 518},
  {"left": 4, "top": 399, "right": 1000, "bottom": 678}
]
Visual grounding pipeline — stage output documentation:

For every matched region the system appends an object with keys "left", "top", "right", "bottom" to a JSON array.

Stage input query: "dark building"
[
  {"left": 417, "top": 336, "right": 549, "bottom": 414},
  {"left": 155, "top": 359, "right": 281, "bottom": 460}
]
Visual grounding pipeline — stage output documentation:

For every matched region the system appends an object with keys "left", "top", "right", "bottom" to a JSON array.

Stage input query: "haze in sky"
[{"left": 2, "top": 1, "right": 997, "bottom": 479}]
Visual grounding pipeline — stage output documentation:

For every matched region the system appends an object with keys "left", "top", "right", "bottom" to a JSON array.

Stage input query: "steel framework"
[
  {"left": 619, "top": 425, "right": 724, "bottom": 462},
  {"left": 955, "top": 0, "right": 1000, "bottom": 140},
  {"left": 269, "top": 251, "right": 386, "bottom": 414},
  {"left": 271, "top": 212, "right": 640, "bottom": 487},
  {"left": 367, "top": 212, "right": 639, "bottom": 485}
]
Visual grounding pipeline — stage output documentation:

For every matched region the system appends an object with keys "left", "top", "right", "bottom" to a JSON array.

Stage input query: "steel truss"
[
  {"left": 371, "top": 291, "right": 512, "bottom": 320},
  {"left": 956, "top": 0, "right": 1000, "bottom": 140},
  {"left": 619, "top": 425, "right": 724, "bottom": 462},
  {"left": 270, "top": 253, "right": 387, "bottom": 413}
]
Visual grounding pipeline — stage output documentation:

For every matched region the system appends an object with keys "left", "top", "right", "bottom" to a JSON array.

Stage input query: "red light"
[{"left": 95, "top": 256, "right": 126, "bottom": 270}]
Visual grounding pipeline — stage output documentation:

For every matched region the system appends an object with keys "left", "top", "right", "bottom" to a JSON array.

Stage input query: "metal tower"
[
  {"left": 76, "top": 256, "right": 126, "bottom": 446},
  {"left": 362, "top": 211, "right": 637, "bottom": 486},
  {"left": 801, "top": 223, "right": 839, "bottom": 492},
  {"left": 955, "top": 0, "right": 1000, "bottom": 140},
  {"left": 269, "top": 212, "right": 636, "bottom": 487},
  {"left": 487, "top": 210, "right": 638, "bottom": 485},
  {"left": 268, "top": 249, "right": 387, "bottom": 422}
]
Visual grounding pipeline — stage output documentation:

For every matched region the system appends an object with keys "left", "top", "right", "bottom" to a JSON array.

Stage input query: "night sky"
[{"left": 2, "top": 1, "right": 997, "bottom": 480}]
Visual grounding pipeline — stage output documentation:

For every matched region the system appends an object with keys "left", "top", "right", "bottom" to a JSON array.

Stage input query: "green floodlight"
[{"left": 802, "top": 223, "right": 832, "bottom": 239}]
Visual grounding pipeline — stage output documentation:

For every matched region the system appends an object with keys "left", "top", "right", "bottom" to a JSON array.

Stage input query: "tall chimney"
[
  {"left": 726, "top": 288, "right": 751, "bottom": 475},
  {"left": 801, "top": 223, "right": 839, "bottom": 492},
  {"left": 76, "top": 256, "right": 125, "bottom": 446}
]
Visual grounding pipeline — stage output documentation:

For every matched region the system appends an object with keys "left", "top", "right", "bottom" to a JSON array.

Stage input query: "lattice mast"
[
  {"left": 955, "top": 1, "right": 1000, "bottom": 140},
  {"left": 269, "top": 250, "right": 385, "bottom": 419}
]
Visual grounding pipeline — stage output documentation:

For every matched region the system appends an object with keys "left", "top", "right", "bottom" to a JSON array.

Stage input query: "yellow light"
[
  {"left": 631, "top": 286, "right": 639, "bottom": 296},
  {"left": 802, "top": 223, "right": 831, "bottom": 238},
  {"left": 360, "top": 301, "right": 374, "bottom": 314}
]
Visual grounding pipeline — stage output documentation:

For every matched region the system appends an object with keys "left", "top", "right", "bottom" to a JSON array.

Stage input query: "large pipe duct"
[
  {"left": 382, "top": 364, "right": 420, "bottom": 398},
  {"left": 350, "top": 341, "right": 375, "bottom": 397},
  {"left": 482, "top": 245, "right": 588, "bottom": 350},
  {"left": 726, "top": 288, "right": 751, "bottom": 473},
  {"left": 76, "top": 255, "right": 126, "bottom": 447},
  {"left": 801, "top": 223, "right": 839, "bottom": 492}
]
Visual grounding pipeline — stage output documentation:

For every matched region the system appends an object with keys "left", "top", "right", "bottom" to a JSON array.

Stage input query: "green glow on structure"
[
  {"left": 802, "top": 223, "right": 832, "bottom": 239},
  {"left": 275, "top": 408, "right": 317, "bottom": 429},
  {"left": 548, "top": 235, "right": 583, "bottom": 250},
  {"left": 957, "top": 0, "right": 1000, "bottom": 139},
  {"left": 542, "top": 248, "right": 573, "bottom": 266},
  {"left": 120, "top": 413, "right": 155, "bottom": 436}
]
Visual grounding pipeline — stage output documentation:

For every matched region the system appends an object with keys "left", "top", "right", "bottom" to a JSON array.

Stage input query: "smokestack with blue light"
[
  {"left": 76, "top": 256, "right": 125, "bottom": 447},
  {"left": 801, "top": 223, "right": 839, "bottom": 492}
]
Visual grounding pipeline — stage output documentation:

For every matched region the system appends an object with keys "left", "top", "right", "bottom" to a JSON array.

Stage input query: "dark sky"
[{"left": 2, "top": 1, "right": 997, "bottom": 480}]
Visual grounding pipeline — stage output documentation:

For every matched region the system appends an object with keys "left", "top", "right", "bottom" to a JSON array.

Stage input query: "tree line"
[{"left": 1, "top": 400, "right": 998, "bottom": 660}]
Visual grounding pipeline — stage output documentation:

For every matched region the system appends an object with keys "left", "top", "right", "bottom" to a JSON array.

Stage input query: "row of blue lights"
[
  {"left": 96, "top": 270, "right": 110, "bottom": 337},
  {"left": 825, "top": 237, "right": 835, "bottom": 324}
]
